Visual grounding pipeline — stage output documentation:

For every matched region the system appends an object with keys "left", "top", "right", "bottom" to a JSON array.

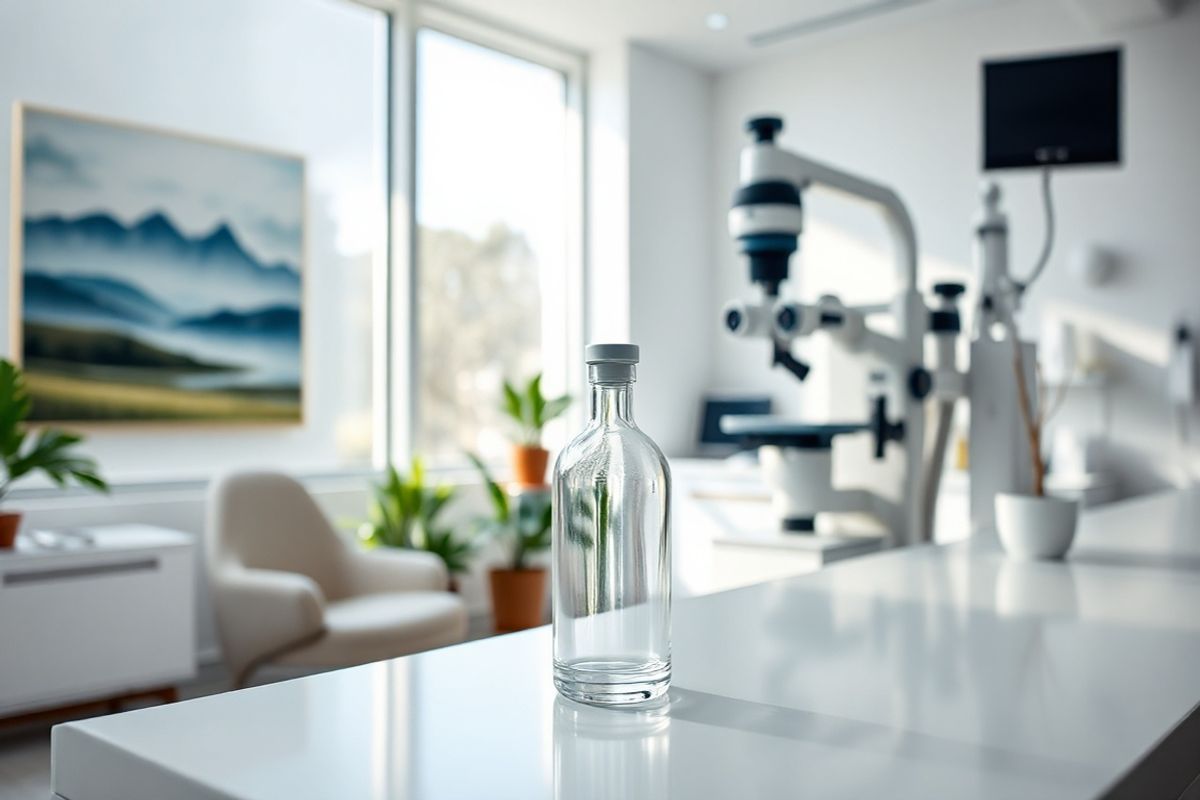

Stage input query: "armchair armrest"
[
  {"left": 211, "top": 567, "right": 326, "bottom": 682},
  {"left": 343, "top": 546, "right": 449, "bottom": 594}
]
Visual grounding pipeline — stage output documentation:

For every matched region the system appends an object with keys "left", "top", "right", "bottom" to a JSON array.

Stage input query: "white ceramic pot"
[{"left": 995, "top": 492, "right": 1079, "bottom": 560}]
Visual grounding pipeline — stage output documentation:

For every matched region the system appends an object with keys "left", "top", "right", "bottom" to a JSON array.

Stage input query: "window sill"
[{"left": 4, "top": 463, "right": 502, "bottom": 507}]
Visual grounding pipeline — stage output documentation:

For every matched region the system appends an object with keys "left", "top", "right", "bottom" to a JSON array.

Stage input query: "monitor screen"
[
  {"left": 983, "top": 48, "right": 1121, "bottom": 170},
  {"left": 698, "top": 395, "right": 772, "bottom": 448}
]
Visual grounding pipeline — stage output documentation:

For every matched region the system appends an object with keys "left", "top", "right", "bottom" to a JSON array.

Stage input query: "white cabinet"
[{"left": 0, "top": 525, "right": 195, "bottom": 716}]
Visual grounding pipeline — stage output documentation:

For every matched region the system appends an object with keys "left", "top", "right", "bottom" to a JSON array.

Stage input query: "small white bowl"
[{"left": 995, "top": 492, "right": 1079, "bottom": 560}]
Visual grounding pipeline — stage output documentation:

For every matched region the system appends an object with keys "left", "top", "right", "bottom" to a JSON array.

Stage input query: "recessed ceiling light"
[{"left": 705, "top": 12, "right": 729, "bottom": 31}]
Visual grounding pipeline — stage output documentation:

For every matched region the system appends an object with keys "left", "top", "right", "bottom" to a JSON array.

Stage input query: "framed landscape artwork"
[{"left": 10, "top": 105, "right": 304, "bottom": 424}]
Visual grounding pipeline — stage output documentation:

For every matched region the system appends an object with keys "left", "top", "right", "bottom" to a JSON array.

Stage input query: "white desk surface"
[
  {"left": 0, "top": 524, "right": 193, "bottom": 567},
  {"left": 52, "top": 490, "right": 1200, "bottom": 800}
]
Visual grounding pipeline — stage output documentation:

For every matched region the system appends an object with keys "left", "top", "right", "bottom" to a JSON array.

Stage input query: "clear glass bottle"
[{"left": 552, "top": 343, "right": 671, "bottom": 706}]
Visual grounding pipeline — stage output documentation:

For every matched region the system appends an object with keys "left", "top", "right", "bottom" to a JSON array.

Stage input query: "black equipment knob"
[
  {"left": 932, "top": 282, "right": 966, "bottom": 300},
  {"left": 746, "top": 116, "right": 783, "bottom": 143},
  {"left": 869, "top": 395, "right": 905, "bottom": 460},
  {"left": 908, "top": 367, "right": 933, "bottom": 400}
]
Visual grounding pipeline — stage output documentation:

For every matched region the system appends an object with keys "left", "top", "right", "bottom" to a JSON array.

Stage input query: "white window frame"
[{"left": 359, "top": 0, "right": 587, "bottom": 471}]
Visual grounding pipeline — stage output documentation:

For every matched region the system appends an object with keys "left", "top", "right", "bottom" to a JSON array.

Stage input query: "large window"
[{"left": 412, "top": 25, "right": 579, "bottom": 465}]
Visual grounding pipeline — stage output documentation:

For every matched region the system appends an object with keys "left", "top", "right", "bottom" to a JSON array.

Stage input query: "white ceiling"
[{"left": 440, "top": 0, "right": 1002, "bottom": 71}]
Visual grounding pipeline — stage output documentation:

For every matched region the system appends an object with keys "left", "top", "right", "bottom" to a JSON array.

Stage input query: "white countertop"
[{"left": 52, "top": 489, "right": 1200, "bottom": 799}]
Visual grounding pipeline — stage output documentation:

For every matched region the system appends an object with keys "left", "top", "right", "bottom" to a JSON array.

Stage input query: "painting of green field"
[
  {"left": 21, "top": 322, "right": 299, "bottom": 422},
  {"left": 25, "top": 371, "right": 300, "bottom": 422}
]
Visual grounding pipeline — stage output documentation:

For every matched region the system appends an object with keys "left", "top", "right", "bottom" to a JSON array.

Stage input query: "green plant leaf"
[
  {"left": 513, "top": 491, "right": 552, "bottom": 557},
  {"left": 542, "top": 395, "right": 571, "bottom": 425},
  {"left": 424, "top": 482, "right": 454, "bottom": 525},
  {"left": 565, "top": 491, "right": 595, "bottom": 549},
  {"left": 3, "top": 422, "right": 108, "bottom": 495},
  {"left": 501, "top": 381, "right": 525, "bottom": 427},
  {"left": 527, "top": 373, "right": 546, "bottom": 431},
  {"left": 466, "top": 451, "right": 510, "bottom": 522},
  {"left": 0, "top": 361, "right": 33, "bottom": 459},
  {"left": 354, "top": 459, "right": 472, "bottom": 572},
  {"left": 410, "top": 455, "right": 424, "bottom": 488},
  {"left": 420, "top": 526, "right": 476, "bottom": 574},
  {"left": 65, "top": 465, "right": 106, "bottom": 491},
  {"left": 372, "top": 466, "right": 411, "bottom": 547},
  {"left": 535, "top": 502, "right": 553, "bottom": 547}
]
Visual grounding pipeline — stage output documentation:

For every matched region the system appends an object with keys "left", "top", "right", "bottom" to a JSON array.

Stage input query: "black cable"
[{"left": 1015, "top": 167, "right": 1055, "bottom": 294}]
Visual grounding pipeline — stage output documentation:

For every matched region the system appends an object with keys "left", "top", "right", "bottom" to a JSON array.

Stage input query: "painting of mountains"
[{"left": 13, "top": 106, "right": 303, "bottom": 423}]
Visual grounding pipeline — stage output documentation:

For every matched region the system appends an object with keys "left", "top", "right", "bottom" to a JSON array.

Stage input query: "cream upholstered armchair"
[{"left": 206, "top": 471, "right": 468, "bottom": 687}]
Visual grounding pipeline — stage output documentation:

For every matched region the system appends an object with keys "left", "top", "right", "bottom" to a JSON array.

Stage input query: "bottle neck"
[{"left": 590, "top": 381, "right": 634, "bottom": 425}]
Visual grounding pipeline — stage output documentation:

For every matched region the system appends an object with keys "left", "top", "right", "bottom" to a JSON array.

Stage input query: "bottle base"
[{"left": 553, "top": 658, "right": 670, "bottom": 707}]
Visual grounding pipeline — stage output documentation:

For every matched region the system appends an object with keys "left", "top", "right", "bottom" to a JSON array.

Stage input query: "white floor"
[
  {"left": 0, "top": 662, "right": 230, "bottom": 800},
  {"left": 0, "top": 725, "right": 49, "bottom": 800}
]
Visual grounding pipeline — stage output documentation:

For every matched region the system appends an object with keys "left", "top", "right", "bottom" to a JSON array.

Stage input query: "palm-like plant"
[
  {"left": 502, "top": 373, "right": 571, "bottom": 447},
  {"left": 357, "top": 458, "right": 474, "bottom": 575},
  {"left": 0, "top": 359, "right": 106, "bottom": 503},
  {"left": 467, "top": 452, "right": 551, "bottom": 570}
]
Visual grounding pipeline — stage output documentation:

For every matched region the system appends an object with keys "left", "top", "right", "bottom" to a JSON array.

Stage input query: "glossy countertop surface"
[{"left": 52, "top": 490, "right": 1200, "bottom": 799}]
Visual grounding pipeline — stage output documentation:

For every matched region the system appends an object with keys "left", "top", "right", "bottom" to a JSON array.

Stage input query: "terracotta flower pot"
[
  {"left": 0, "top": 511, "right": 23, "bottom": 549},
  {"left": 490, "top": 567, "right": 547, "bottom": 632},
  {"left": 512, "top": 445, "right": 550, "bottom": 488}
]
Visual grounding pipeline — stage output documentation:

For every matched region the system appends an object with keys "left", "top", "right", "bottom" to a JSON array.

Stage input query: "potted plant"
[
  {"left": 356, "top": 457, "right": 474, "bottom": 589},
  {"left": 468, "top": 452, "right": 552, "bottom": 631},
  {"left": 994, "top": 321, "right": 1074, "bottom": 560},
  {"left": 501, "top": 373, "right": 570, "bottom": 487},
  {"left": 0, "top": 359, "right": 108, "bottom": 548}
]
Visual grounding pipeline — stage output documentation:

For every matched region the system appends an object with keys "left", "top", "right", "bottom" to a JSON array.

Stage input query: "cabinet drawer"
[{"left": 0, "top": 548, "right": 195, "bottom": 712}]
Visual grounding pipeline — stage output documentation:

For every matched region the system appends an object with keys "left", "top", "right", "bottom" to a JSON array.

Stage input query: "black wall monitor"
[{"left": 983, "top": 48, "right": 1121, "bottom": 170}]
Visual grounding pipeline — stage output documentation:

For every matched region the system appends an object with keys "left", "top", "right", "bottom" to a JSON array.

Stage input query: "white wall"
[
  {"left": 628, "top": 45, "right": 715, "bottom": 456},
  {"left": 581, "top": 43, "right": 716, "bottom": 455},
  {"left": 586, "top": 44, "right": 633, "bottom": 347},
  {"left": 0, "top": 0, "right": 385, "bottom": 483},
  {"left": 709, "top": 0, "right": 1200, "bottom": 494}
]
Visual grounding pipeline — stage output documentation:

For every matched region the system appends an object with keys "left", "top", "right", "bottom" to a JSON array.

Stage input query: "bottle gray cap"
[
  {"left": 585, "top": 343, "right": 639, "bottom": 364},
  {"left": 586, "top": 343, "right": 638, "bottom": 383}
]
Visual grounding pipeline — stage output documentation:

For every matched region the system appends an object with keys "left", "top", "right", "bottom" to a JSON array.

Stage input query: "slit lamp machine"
[{"left": 720, "top": 116, "right": 1033, "bottom": 546}]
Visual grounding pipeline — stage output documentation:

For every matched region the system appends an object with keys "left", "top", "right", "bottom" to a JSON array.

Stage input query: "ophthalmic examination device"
[{"left": 719, "top": 116, "right": 1020, "bottom": 547}]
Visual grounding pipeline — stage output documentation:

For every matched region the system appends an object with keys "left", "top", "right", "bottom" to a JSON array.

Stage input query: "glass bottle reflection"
[{"left": 553, "top": 697, "right": 670, "bottom": 800}]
